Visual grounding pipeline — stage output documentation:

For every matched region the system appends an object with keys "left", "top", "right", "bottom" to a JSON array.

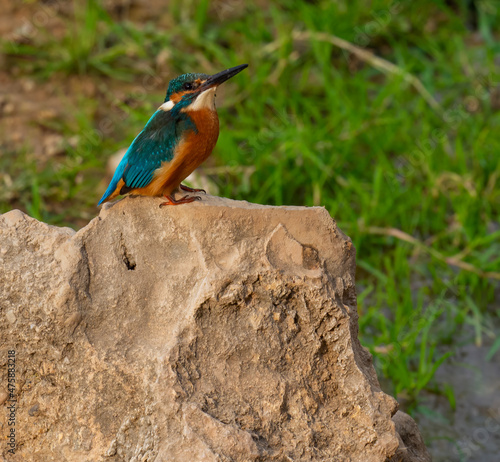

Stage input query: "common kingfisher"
[{"left": 97, "top": 64, "right": 248, "bottom": 207}]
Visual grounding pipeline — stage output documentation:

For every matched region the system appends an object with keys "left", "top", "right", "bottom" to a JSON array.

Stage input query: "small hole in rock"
[{"left": 303, "top": 245, "right": 320, "bottom": 270}]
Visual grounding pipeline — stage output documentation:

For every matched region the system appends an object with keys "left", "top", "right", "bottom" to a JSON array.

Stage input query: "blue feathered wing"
[{"left": 97, "top": 110, "right": 185, "bottom": 205}]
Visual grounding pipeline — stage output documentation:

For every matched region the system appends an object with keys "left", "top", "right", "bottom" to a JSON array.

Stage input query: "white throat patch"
[
  {"left": 185, "top": 87, "right": 216, "bottom": 112},
  {"left": 159, "top": 100, "right": 175, "bottom": 111}
]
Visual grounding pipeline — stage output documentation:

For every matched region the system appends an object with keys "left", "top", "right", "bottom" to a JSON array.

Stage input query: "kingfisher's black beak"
[{"left": 200, "top": 64, "right": 248, "bottom": 91}]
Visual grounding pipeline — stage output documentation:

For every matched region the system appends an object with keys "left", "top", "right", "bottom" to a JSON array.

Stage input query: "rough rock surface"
[{"left": 0, "top": 195, "right": 431, "bottom": 462}]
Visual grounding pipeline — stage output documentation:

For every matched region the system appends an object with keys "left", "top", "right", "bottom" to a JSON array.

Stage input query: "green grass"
[{"left": 1, "top": 0, "right": 499, "bottom": 412}]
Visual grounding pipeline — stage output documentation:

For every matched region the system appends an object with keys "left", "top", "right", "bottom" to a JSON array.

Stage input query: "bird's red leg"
[
  {"left": 179, "top": 184, "right": 206, "bottom": 194},
  {"left": 159, "top": 194, "right": 201, "bottom": 207}
]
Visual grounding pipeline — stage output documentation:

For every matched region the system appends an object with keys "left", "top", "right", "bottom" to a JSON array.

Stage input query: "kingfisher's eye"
[{"left": 183, "top": 82, "right": 194, "bottom": 90}]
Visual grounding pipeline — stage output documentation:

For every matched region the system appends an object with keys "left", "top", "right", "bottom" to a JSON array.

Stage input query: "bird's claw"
[
  {"left": 179, "top": 184, "right": 206, "bottom": 194},
  {"left": 159, "top": 194, "right": 202, "bottom": 208}
]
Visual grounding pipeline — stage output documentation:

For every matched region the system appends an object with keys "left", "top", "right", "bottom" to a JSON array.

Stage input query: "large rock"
[{"left": 0, "top": 196, "right": 430, "bottom": 461}]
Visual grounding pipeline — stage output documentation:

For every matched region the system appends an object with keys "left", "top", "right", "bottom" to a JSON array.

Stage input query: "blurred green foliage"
[{"left": 1, "top": 0, "right": 499, "bottom": 413}]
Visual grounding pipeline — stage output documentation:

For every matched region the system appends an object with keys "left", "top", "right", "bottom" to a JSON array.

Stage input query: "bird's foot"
[
  {"left": 179, "top": 183, "right": 206, "bottom": 194},
  {"left": 159, "top": 194, "right": 202, "bottom": 207}
]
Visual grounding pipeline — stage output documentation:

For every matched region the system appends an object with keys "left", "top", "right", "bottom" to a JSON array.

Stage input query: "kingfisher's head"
[{"left": 160, "top": 64, "right": 248, "bottom": 113}]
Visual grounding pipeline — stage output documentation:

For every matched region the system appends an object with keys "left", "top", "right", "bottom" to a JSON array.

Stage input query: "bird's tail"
[{"left": 97, "top": 160, "right": 127, "bottom": 206}]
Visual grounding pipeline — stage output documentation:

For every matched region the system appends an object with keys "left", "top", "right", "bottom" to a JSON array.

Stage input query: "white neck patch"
[
  {"left": 159, "top": 100, "right": 175, "bottom": 111},
  {"left": 185, "top": 87, "right": 216, "bottom": 112}
]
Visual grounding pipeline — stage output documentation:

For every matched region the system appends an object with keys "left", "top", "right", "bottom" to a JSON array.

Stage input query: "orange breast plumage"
[{"left": 134, "top": 108, "right": 219, "bottom": 198}]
